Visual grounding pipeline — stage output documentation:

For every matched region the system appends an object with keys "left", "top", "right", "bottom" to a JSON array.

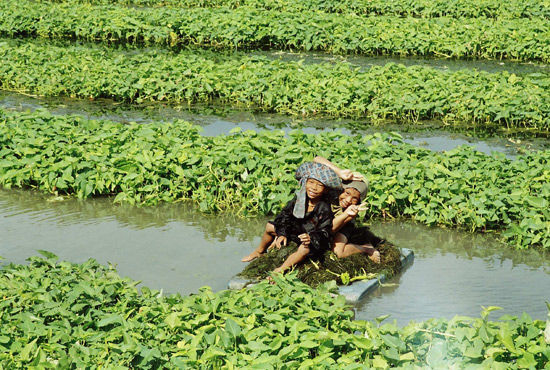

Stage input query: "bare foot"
[
  {"left": 368, "top": 249, "right": 381, "bottom": 264},
  {"left": 241, "top": 250, "right": 262, "bottom": 262}
]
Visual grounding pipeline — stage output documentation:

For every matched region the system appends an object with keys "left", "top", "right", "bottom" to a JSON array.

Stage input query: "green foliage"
[
  {"left": 39, "top": 0, "right": 550, "bottom": 19},
  {"left": 0, "top": 108, "right": 549, "bottom": 250},
  {"left": 1, "top": 39, "right": 549, "bottom": 128},
  {"left": 1, "top": 0, "right": 549, "bottom": 62},
  {"left": 0, "top": 255, "right": 548, "bottom": 367}
]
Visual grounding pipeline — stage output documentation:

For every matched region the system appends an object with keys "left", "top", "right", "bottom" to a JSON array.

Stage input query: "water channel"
[
  {"left": 2, "top": 90, "right": 549, "bottom": 159},
  {"left": 1, "top": 188, "right": 548, "bottom": 325}
]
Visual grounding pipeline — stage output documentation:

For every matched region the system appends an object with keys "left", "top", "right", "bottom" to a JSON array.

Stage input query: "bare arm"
[
  {"left": 313, "top": 156, "right": 351, "bottom": 180},
  {"left": 331, "top": 204, "right": 360, "bottom": 233},
  {"left": 314, "top": 156, "right": 365, "bottom": 182}
]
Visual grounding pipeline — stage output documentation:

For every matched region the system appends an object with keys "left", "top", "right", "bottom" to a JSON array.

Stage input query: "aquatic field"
[{"left": 1, "top": 0, "right": 549, "bottom": 366}]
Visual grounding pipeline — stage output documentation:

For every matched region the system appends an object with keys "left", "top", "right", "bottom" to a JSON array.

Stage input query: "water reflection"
[
  {"left": 255, "top": 50, "right": 549, "bottom": 75},
  {"left": 361, "top": 222, "right": 550, "bottom": 324},
  {"left": 1, "top": 90, "right": 548, "bottom": 158},
  {"left": 370, "top": 221, "right": 549, "bottom": 271},
  {"left": 1, "top": 188, "right": 548, "bottom": 323},
  {"left": 0, "top": 188, "right": 266, "bottom": 242}
]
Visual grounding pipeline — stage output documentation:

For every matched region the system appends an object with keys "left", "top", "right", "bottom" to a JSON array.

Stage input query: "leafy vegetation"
[
  {"left": 0, "top": 108, "right": 548, "bottom": 250},
  {"left": 0, "top": 254, "right": 548, "bottom": 367},
  {"left": 1, "top": 0, "right": 549, "bottom": 61},
  {"left": 40, "top": 0, "right": 550, "bottom": 19},
  {"left": 1, "top": 40, "right": 549, "bottom": 129}
]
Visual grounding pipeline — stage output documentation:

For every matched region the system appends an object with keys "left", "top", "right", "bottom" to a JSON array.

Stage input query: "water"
[
  {"left": 255, "top": 50, "right": 549, "bottom": 75},
  {"left": 363, "top": 222, "right": 550, "bottom": 325},
  {"left": 4, "top": 37, "right": 547, "bottom": 76},
  {"left": 1, "top": 90, "right": 547, "bottom": 158},
  {"left": 1, "top": 188, "right": 548, "bottom": 325}
]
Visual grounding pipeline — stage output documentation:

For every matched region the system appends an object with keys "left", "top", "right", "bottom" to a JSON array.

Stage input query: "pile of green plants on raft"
[
  {"left": 1, "top": 1, "right": 549, "bottom": 62},
  {"left": 239, "top": 239, "right": 401, "bottom": 286},
  {"left": 0, "top": 108, "right": 548, "bottom": 250},
  {"left": 1, "top": 254, "right": 548, "bottom": 368},
  {"left": 39, "top": 0, "right": 550, "bottom": 19},
  {"left": 1, "top": 40, "right": 549, "bottom": 128}
]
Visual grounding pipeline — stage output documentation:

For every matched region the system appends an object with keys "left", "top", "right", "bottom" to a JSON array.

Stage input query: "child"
[
  {"left": 241, "top": 162, "right": 341, "bottom": 273},
  {"left": 313, "top": 156, "right": 381, "bottom": 263}
]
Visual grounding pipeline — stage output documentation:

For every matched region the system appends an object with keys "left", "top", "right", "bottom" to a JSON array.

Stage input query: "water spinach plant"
[
  {"left": 1, "top": 0, "right": 549, "bottom": 62},
  {"left": 0, "top": 108, "right": 548, "bottom": 250},
  {"left": 1, "top": 40, "right": 549, "bottom": 129},
  {"left": 40, "top": 0, "right": 550, "bottom": 20},
  {"left": 0, "top": 254, "right": 548, "bottom": 367}
]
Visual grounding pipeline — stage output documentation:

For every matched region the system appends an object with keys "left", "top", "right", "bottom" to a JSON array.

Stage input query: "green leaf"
[
  {"left": 37, "top": 250, "right": 58, "bottom": 260},
  {"left": 164, "top": 313, "right": 181, "bottom": 329},
  {"left": 225, "top": 318, "right": 241, "bottom": 338}
]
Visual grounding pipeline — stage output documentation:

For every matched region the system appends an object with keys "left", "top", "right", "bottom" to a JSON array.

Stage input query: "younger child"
[
  {"left": 313, "top": 156, "right": 381, "bottom": 263},
  {"left": 241, "top": 162, "right": 341, "bottom": 273}
]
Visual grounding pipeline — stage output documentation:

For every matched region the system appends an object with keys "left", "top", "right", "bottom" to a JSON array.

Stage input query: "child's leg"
[
  {"left": 241, "top": 223, "right": 277, "bottom": 262},
  {"left": 332, "top": 233, "right": 380, "bottom": 263},
  {"left": 273, "top": 244, "right": 310, "bottom": 273}
]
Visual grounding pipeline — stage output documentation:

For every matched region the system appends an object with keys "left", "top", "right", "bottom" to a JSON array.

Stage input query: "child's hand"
[
  {"left": 269, "top": 235, "right": 287, "bottom": 250},
  {"left": 344, "top": 205, "right": 360, "bottom": 218},
  {"left": 298, "top": 233, "right": 310, "bottom": 246},
  {"left": 345, "top": 202, "right": 368, "bottom": 218},
  {"left": 338, "top": 169, "right": 354, "bottom": 181}
]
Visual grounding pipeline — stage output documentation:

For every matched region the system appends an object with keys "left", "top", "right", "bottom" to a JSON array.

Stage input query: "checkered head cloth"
[{"left": 293, "top": 162, "right": 342, "bottom": 218}]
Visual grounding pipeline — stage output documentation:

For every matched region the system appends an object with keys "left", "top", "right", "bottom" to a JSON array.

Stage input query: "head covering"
[
  {"left": 293, "top": 162, "right": 342, "bottom": 218},
  {"left": 343, "top": 180, "right": 368, "bottom": 202}
]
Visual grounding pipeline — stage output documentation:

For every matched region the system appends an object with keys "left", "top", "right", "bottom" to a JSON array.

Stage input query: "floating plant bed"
[{"left": 229, "top": 230, "right": 414, "bottom": 303}]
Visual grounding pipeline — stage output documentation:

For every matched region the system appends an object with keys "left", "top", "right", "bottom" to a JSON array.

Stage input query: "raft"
[{"left": 228, "top": 227, "right": 414, "bottom": 303}]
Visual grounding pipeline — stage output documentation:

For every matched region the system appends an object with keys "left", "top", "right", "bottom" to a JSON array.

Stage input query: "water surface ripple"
[{"left": 1, "top": 189, "right": 548, "bottom": 325}]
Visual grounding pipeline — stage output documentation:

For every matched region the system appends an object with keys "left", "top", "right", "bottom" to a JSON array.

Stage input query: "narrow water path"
[
  {"left": 255, "top": 50, "right": 549, "bottom": 75},
  {"left": 2, "top": 90, "right": 547, "bottom": 158},
  {"left": 4, "top": 37, "right": 547, "bottom": 75},
  {"left": 1, "top": 188, "right": 548, "bottom": 324}
]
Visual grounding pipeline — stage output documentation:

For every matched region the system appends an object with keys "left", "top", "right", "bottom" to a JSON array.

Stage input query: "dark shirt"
[{"left": 271, "top": 196, "right": 333, "bottom": 254}]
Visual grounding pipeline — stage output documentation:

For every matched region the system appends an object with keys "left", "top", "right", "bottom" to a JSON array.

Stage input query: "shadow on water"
[{"left": 1, "top": 188, "right": 549, "bottom": 324}]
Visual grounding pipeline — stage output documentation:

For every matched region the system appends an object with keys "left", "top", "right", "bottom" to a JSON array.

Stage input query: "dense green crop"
[
  {"left": 0, "top": 108, "right": 548, "bottom": 249},
  {"left": 41, "top": 0, "right": 550, "bottom": 19},
  {"left": 1, "top": 40, "right": 549, "bottom": 129},
  {"left": 1, "top": 0, "right": 549, "bottom": 61},
  {"left": 1, "top": 254, "right": 548, "bottom": 367}
]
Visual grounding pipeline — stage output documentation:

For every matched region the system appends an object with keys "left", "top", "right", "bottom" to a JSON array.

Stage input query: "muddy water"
[
  {"left": 1, "top": 188, "right": 548, "bottom": 324},
  {"left": 363, "top": 222, "right": 550, "bottom": 325},
  {"left": 255, "top": 50, "right": 549, "bottom": 75},
  {"left": 1, "top": 90, "right": 547, "bottom": 158},
  {"left": 4, "top": 37, "right": 547, "bottom": 75}
]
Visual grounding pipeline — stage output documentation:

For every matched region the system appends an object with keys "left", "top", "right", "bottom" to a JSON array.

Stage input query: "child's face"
[
  {"left": 305, "top": 178, "right": 326, "bottom": 201},
  {"left": 339, "top": 187, "right": 361, "bottom": 209}
]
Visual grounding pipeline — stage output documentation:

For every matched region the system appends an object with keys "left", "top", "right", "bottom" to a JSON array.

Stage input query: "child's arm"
[
  {"left": 332, "top": 205, "right": 360, "bottom": 233},
  {"left": 313, "top": 156, "right": 352, "bottom": 181},
  {"left": 314, "top": 156, "right": 364, "bottom": 182}
]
